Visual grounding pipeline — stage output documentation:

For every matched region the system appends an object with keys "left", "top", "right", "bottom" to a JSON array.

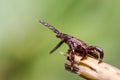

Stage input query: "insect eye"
[
  {"left": 56, "top": 35, "right": 59, "bottom": 38},
  {"left": 56, "top": 34, "right": 60, "bottom": 38},
  {"left": 56, "top": 33, "right": 62, "bottom": 38}
]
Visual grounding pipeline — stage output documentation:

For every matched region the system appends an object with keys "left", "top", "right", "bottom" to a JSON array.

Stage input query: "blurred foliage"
[{"left": 0, "top": 0, "right": 120, "bottom": 80}]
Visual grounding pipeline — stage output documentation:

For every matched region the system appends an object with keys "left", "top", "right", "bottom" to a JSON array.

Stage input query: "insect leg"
[
  {"left": 68, "top": 42, "right": 76, "bottom": 66},
  {"left": 81, "top": 48, "right": 87, "bottom": 60},
  {"left": 69, "top": 42, "right": 75, "bottom": 54},
  {"left": 77, "top": 45, "right": 87, "bottom": 60},
  {"left": 50, "top": 40, "right": 64, "bottom": 54},
  {"left": 87, "top": 46, "right": 104, "bottom": 63}
]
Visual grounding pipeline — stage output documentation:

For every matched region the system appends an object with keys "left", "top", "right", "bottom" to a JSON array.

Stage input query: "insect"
[{"left": 39, "top": 20, "right": 104, "bottom": 64}]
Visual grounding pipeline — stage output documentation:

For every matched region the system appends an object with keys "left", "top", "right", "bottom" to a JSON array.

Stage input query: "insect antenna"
[{"left": 39, "top": 20, "right": 60, "bottom": 34}]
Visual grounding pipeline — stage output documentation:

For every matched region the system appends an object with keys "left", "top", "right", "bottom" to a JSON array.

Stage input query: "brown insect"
[{"left": 39, "top": 20, "right": 104, "bottom": 64}]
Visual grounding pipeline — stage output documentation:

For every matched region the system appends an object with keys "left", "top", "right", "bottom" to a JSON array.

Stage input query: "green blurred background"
[{"left": 0, "top": 0, "right": 120, "bottom": 80}]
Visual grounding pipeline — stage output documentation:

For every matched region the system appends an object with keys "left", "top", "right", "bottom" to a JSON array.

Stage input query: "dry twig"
[{"left": 63, "top": 52, "right": 120, "bottom": 80}]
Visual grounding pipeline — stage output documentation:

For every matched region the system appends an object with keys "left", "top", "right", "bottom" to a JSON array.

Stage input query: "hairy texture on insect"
[{"left": 39, "top": 20, "right": 104, "bottom": 64}]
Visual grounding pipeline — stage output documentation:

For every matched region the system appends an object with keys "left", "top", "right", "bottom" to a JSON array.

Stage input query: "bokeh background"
[{"left": 0, "top": 0, "right": 120, "bottom": 80}]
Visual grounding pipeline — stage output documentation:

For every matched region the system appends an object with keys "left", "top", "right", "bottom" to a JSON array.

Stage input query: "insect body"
[{"left": 39, "top": 20, "right": 104, "bottom": 63}]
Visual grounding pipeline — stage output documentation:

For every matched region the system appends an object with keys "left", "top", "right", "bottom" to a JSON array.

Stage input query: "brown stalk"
[{"left": 64, "top": 52, "right": 120, "bottom": 80}]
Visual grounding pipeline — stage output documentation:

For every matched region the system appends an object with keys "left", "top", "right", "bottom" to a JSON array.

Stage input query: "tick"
[{"left": 39, "top": 20, "right": 104, "bottom": 64}]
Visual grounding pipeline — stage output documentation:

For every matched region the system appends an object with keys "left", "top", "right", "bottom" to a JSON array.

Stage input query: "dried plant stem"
[{"left": 64, "top": 53, "right": 120, "bottom": 80}]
